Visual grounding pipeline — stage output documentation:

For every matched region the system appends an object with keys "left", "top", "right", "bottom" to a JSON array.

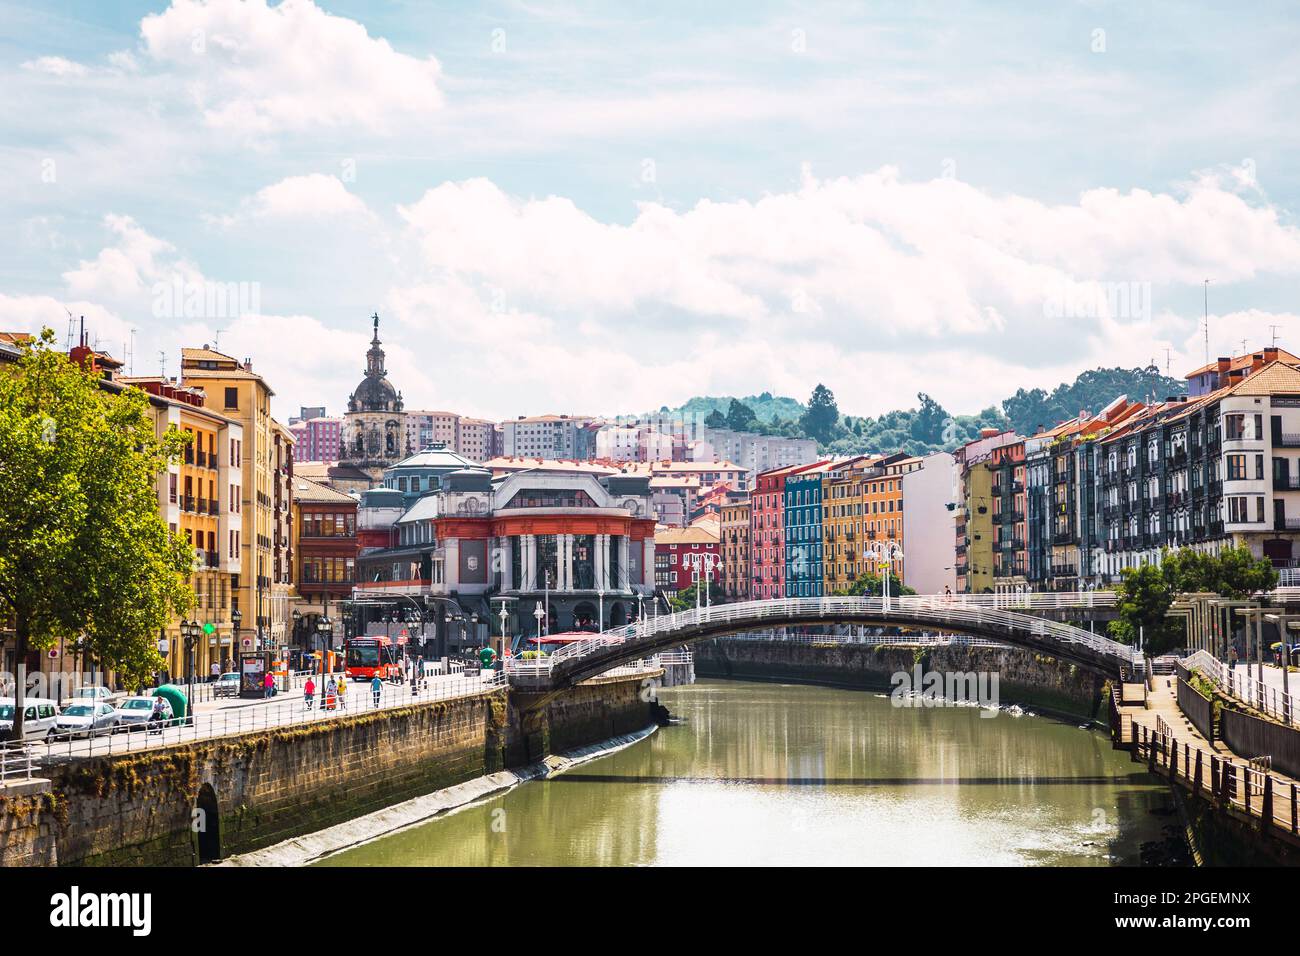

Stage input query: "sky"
[{"left": 2, "top": 0, "right": 1299, "bottom": 423}]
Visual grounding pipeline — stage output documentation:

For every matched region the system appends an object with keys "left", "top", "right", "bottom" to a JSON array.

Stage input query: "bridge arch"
[{"left": 507, "top": 596, "right": 1138, "bottom": 692}]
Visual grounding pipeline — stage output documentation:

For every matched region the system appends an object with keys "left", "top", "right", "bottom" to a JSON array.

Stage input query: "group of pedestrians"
[
  {"left": 303, "top": 674, "right": 350, "bottom": 712},
  {"left": 300, "top": 673, "right": 388, "bottom": 711}
]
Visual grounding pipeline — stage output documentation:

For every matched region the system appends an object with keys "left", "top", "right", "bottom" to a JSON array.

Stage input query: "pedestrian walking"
[
  {"left": 325, "top": 676, "right": 337, "bottom": 711},
  {"left": 337, "top": 673, "right": 348, "bottom": 710},
  {"left": 304, "top": 676, "right": 315, "bottom": 711},
  {"left": 263, "top": 671, "right": 275, "bottom": 698},
  {"left": 210, "top": 662, "right": 221, "bottom": 683},
  {"left": 371, "top": 674, "right": 382, "bottom": 708}
]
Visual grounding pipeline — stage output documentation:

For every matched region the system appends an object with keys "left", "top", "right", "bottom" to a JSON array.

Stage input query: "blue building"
[{"left": 784, "top": 468, "right": 829, "bottom": 597}]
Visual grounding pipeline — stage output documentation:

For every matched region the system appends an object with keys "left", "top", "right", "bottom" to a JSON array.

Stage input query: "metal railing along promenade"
[
  {"left": 0, "top": 741, "right": 41, "bottom": 783},
  {"left": 507, "top": 595, "right": 1139, "bottom": 682},
  {"left": 8, "top": 671, "right": 506, "bottom": 767},
  {"left": 1182, "top": 649, "right": 1300, "bottom": 727}
]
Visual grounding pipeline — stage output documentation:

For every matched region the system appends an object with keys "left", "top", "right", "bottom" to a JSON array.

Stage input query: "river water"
[{"left": 318, "top": 679, "right": 1178, "bottom": 867}]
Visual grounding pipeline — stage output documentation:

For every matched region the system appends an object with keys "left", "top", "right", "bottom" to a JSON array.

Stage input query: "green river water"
[{"left": 317, "top": 679, "right": 1178, "bottom": 866}]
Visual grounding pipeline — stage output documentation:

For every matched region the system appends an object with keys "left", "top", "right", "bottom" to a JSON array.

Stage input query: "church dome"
[
  {"left": 350, "top": 375, "right": 400, "bottom": 412},
  {"left": 347, "top": 313, "right": 404, "bottom": 413}
]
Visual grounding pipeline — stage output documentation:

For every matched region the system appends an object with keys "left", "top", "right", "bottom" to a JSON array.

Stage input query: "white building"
[{"left": 902, "top": 452, "right": 957, "bottom": 595}]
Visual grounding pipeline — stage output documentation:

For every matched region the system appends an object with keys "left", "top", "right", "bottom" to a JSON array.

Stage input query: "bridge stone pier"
[{"left": 506, "top": 594, "right": 1138, "bottom": 693}]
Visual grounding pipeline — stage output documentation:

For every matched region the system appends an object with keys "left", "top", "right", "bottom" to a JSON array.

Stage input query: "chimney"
[{"left": 1265, "top": 346, "right": 1280, "bottom": 362}]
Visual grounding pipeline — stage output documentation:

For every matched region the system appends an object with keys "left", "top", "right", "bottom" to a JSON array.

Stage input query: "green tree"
[
  {"left": 0, "top": 330, "right": 194, "bottom": 736},
  {"left": 1108, "top": 564, "right": 1178, "bottom": 653},
  {"left": 703, "top": 408, "right": 726, "bottom": 428},
  {"left": 911, "top": 392, "right": 949, "bottom": 445},
  {"left": 725, "top": 399, "right": 758, "bottom": 432},
  {"left": 835, "top": 570, "right": 915, "bottom": 597},
  {"left": 1108, "top": 546, "right": 1277, "bottom": 655},
  {"left": 669, "top": 582, "right": 703, "bottom": 611},
  {"left": 800, "top": 384, "right": 839, "bottom": 443}
]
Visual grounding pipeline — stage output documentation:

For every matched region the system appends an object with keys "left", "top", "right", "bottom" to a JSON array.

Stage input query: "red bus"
[{"left": 345, "top": 636, "right": 401, "bottom": 681}]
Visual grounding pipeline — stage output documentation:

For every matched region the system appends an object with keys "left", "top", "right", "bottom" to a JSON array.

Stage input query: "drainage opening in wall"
[{"left": 195, "top": 783, "right": 221, "bottom": 864}]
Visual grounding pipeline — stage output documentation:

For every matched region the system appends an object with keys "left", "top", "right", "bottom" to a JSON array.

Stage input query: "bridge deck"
[{"left": 508, "top": 594, "right": 1140, "bottom": 691}]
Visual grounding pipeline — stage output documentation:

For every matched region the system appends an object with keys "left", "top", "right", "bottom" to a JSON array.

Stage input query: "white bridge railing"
[
  {"left": 506, "top": 594, "right": 1136, "bottom": 681},
  {"left": 1182, "top": 649, "right": 1300, "bottom": 726}
]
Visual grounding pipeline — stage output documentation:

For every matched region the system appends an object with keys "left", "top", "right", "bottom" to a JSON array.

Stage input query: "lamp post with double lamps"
[
  {"left": 865, "top": 541, "right": 905, "bottom": 613},
  {"left": 533, "top": 604, "right": 546, "bottom": 656},
  {"left": 683, "top": 552, "right": 723, "bottom": 610}
]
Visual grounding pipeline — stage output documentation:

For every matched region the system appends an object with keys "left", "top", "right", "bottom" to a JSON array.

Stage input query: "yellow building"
[
  {"left": 121, "top": 377, "right": 246, "bottom": 677},
  {"left": 180, "top": 347, "right": 297, "bottom": 653},
  {"left": 957, "top": 461, "right": 996, "bottom": 594},
  {"left": 821, "top": 455, "right": 917, "bottom": 593}
]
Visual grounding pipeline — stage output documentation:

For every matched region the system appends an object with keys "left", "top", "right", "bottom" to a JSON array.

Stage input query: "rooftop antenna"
[
  {"left": 126, "top": 327, "right": 137, "bottom": 375},
  {"left": 1163, "top": 347, "right": 1172, "bottom": 373},
  {"left": 213, "top": 328, "right": 229, "bottom": 351},
  {"left": 1271, "top": 325, "right": 1282, "bottom": 348},
  {"left": 1203, "top": 278, "right": 1211, "bottom": 364},
  {"left": 158, "top": 350, "right": 167, "bottom": 379}
]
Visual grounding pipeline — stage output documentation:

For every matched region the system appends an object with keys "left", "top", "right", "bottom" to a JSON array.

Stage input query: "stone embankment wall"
[
  {"left": 0, "top": 672, "right": 656, "bottom": 867},
  {"left": 693, "top": 639, "right": 1106, "bottom": 720}
]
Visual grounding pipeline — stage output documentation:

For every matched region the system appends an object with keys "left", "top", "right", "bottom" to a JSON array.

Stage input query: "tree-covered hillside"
[{"left": 650, "top": 364, "right": 1187, "bottom": 457}]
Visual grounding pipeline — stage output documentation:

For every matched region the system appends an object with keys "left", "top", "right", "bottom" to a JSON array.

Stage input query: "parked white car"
[
  {"left": 53, "top": 702, "right": 120, "bottom": 738},
  {"left": 115, "top": 696, "right": 163, "bottom": 731},
  {"left": 72, "top": 686, "right": 112, "bottom": 702},
  {"left": 0, "top": 697, "right": 61, "bottom": 740}
]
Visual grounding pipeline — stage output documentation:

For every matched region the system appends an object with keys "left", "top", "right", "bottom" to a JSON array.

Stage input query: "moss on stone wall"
[{"left": 5, "top": 679, "right": 650, "bottom": 868}]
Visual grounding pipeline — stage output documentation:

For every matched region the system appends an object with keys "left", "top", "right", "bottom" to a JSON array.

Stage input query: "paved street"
[{"left": 27, "top": 669, "right": 504, "bottom": 765}]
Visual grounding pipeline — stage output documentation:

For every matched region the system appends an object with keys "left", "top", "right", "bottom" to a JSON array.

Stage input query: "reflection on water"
[{"left": 318, "top": 680, "right": 1174, "bottom": 867}]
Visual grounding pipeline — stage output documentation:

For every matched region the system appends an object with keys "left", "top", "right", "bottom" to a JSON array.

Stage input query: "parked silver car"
[{"left": 53, "top": 702, "right": 120, "bottom": 738}]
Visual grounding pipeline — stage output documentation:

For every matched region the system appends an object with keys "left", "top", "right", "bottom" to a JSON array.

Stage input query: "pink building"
[
  {"left": 290, "top": 416, "right": 343, "bottom": 463},
  {"left": 750, "top": 462, "right": 826, "bottom": 599}
]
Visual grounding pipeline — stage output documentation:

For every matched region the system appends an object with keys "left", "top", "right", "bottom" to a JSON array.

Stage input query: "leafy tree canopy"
[
  {"left": 0, "top": 330, "right": 194, "bottom": 735},
  {"left": 834, "top": 570, "right": 916, "bottom": 598},
  {"left": 642, "top": 364, "right": 1187, "bottom": 457},
  {"left": 1108, "top": 546, "right": 1277, "bottom": 655}
]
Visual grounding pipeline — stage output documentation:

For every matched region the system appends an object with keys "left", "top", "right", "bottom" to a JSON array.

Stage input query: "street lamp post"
[
  {"left": 181, "top": 620, "right": 198, "bottom": 723},
  {"left": 316, "top": 607, "right": 332, "bottom": 702},
  {"left": 533, "top": 604, "right": 546, "bottom": 655},
  {"left": 498, "top": 605, "right": 510, "bottom": 662},
  {"left": 597, "top": 588, "right": 605, "bottom": 633},
  {"left": 866, "top": 541, "right": 904, "bottom": 613},
  {"left": 230, "top": 607, "right": 242, "bottom": 670}
]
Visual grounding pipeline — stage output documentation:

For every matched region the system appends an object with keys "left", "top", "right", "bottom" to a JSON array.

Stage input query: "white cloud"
[
  {"left": 398, "top": 168, "right": 1300, "bottom": 341},
  {"left": 21, "top": 56, "right": 89, "bottom": 78},
  {"left": 207, "top": 174, "right": 371, "bottom": 227},
  {"left": 62, "top": 215, "right": 200, "bottom": 304},
  {"left": 138, "top": 0, "right": 444, "bottom": 135},
  {"left": 13, "top": 169, "right": 1300, "bottom": 423}
]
